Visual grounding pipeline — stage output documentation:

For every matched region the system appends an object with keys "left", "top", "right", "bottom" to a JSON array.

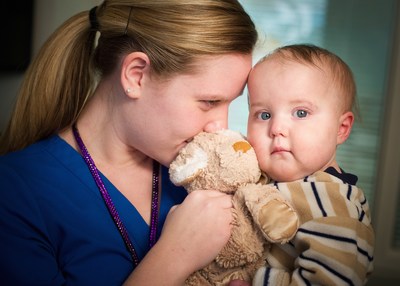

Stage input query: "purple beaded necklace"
[{"left": 72, "top": 124, "right": 160, "bottom": 266}]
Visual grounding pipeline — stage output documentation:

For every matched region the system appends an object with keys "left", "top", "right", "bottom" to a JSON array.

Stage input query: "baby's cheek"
[{"left": 258, "top": 157, "right": 270, "bottom": 174}]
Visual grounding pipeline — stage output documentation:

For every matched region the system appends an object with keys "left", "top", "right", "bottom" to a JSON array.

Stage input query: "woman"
[{"left": 0, "top": 0, "right": 257, "bottom": 285}]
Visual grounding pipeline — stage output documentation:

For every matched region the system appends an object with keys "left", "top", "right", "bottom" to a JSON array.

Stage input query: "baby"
[{"left": 246, "top": 44, "right": 375, "bottom": 285}]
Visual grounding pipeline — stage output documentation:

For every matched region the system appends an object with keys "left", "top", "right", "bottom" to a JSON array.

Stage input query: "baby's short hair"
[{"left": 259, "top": 44, "right": 358, "bottom": 117}]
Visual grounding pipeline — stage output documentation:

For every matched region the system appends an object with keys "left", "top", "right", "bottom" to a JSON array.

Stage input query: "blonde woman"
[{"left": 0, "top": 1, "right": 257, "bottom": 285}]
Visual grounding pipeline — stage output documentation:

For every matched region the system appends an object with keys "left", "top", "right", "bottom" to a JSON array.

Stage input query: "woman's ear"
[
  {"left": 337, "top": 111, "right": 355, "bottom": 145},
  {"left": 120, "top": 52, "right": 150, "bottom": 98}
]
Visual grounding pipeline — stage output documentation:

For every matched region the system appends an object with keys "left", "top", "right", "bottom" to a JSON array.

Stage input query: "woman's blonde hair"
[{"left": 0, "top": 0, "right": 257, "bottom": 154}]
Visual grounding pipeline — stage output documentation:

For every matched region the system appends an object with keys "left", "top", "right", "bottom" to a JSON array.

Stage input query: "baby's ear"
[
  {"left": 337, "top": 111, "right": 354, "bottom": 144},
  {"left": 169, "top": 147, "right": 208, "bottom": 186}
]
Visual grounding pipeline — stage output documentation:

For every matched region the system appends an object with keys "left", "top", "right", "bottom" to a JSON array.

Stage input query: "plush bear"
[{"left": 169, "top": 130, "right": 299, "bottom": 286}]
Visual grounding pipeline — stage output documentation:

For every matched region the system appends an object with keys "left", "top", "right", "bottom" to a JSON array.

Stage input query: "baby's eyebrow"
[
  {"left": 289, "top": 99, "right": 317, "bottom": 109},
  {"left": 248, "top": 101, "right": 267, "bottom": 109}
]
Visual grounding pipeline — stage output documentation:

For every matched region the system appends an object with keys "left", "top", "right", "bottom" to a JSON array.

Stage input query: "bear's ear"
[
  {"left": 216, "top": 137, "right": 261, "bottom": 187},
  {"left": 169, "top": 147, "right": 208, "bottom": 186}
]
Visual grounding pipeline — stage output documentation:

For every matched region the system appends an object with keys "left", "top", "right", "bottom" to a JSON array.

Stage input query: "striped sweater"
[{"left": 253, "top": 168, "right": 374, "bottom": 286}]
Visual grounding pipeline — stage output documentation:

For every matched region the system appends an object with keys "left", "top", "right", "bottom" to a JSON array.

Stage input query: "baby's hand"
[{"left": 238, "top": 184, "right": 299, "bottom": 243}]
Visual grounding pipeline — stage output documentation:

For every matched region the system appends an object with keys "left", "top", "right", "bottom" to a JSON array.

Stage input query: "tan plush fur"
[{"left": 169, "top": 130, "right": 299, "bottom": 286}]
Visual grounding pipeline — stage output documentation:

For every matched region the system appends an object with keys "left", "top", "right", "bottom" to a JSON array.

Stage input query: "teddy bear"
[{"left": 169, "top": 130, "right": 299, "bottom": 286}]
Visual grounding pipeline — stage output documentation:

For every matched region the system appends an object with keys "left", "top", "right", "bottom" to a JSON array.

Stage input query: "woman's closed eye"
[{"left": 200, "top": 100, "right": 220, "bottom": 110}]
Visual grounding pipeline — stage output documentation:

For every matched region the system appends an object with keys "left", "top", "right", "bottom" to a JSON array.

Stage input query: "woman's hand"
[
  {"left": 123, "top": 190, "right": 233, "bottom": 285},
  {"left": 161, "top": 190, "right": 234, "bottom": 271}
]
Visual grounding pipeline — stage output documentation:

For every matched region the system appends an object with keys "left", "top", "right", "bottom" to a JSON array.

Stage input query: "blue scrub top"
[{"left": 0, "top": 135, "right": 187, "bottom": 285}]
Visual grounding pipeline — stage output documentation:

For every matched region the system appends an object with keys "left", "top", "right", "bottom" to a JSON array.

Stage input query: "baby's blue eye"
[
  {"left": 258, "top": 112, "right": 271, "bottom": 120},
  {"left": 295, "top": 110, "right": 308, "bottom": 118}
]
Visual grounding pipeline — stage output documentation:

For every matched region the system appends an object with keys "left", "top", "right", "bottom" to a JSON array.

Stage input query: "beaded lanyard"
[{"left": 72, "top": 124, "right": 160, "bottom": 266}]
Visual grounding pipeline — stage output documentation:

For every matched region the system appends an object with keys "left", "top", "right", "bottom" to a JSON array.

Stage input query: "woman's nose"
[
  {"left": 203, "top": 108, "right": 229, "bottom": 133},
  {"left": 204, "top": 119, "right": 228, "bottom": 133}
]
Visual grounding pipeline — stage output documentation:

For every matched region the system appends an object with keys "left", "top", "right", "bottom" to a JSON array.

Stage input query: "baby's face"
[{"left": 246, "top": 59, "right": 352, "bottom": 181}]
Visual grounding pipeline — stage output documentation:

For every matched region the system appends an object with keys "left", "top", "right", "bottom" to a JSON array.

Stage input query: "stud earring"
[{"left": 125, "top": 87, "right": 132, "bottom": 94}]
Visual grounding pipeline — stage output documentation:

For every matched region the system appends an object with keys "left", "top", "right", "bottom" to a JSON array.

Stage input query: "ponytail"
[{"left": 0, "top": 11, "right": 97, "bottom": 154}]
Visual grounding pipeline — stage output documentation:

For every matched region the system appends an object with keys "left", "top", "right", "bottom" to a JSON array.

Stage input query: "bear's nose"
[{"left": 232, "top": 141, "right": 251, "bottom": 153}]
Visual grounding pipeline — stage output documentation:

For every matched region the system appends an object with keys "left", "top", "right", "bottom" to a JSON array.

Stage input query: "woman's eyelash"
[{"left": 202, "top": 100, "right": 219, "bottom": 107}]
